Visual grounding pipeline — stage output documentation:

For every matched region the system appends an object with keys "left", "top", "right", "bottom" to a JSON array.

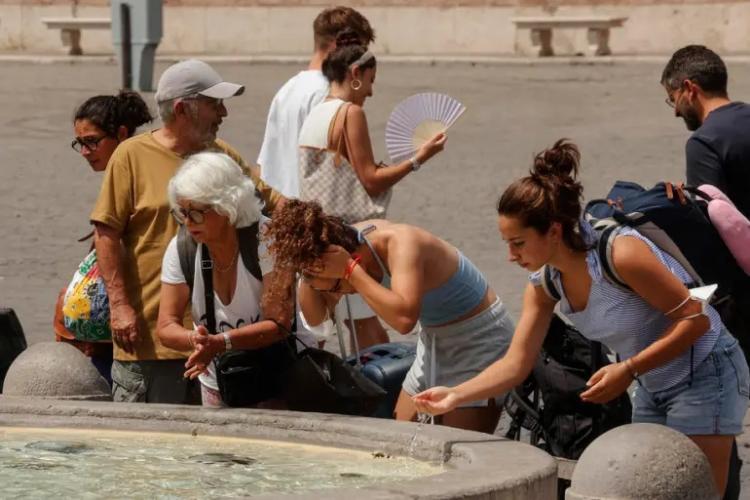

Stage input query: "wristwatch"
[
  {"left": 222, "top": 332, "right": 232, "bottom": 352},
  {"left": 409, "top": 155, "right": 422, "bottom": 172}
]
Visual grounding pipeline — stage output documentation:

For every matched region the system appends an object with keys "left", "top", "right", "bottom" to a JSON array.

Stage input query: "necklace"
[{"left": 213, "top": 249, "right": 239, "bottom": 273}]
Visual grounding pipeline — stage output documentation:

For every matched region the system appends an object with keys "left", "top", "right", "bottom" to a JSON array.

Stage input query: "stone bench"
[
  {"left": 41, "top": 17, "right": 111, "bottom": 56},
  {"left": 511, "top": 16, "right": 628, "bottom": 57}
]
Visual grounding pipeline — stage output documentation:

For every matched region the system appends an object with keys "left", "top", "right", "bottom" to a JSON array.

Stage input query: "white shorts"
[{"left": 402, "top": 298, "right": 515, "bottom": 407}]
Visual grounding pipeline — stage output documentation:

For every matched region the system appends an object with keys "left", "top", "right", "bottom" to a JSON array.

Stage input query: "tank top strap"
[{"left": 358, "top": 226, "right": 390, "bottom": 279}]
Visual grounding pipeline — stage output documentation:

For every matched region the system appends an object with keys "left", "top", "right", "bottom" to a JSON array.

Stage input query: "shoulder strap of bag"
[
  {"left": 594, "top": 222, "right": 633, "bottom": 293},
  {"left": 330, "top": 102, "right": 353, "bottom": 168},
  {"left": 178, "top": 225, "right": 198, "bottom": 293},
  {"left": 540, "top": 265, "right": 561, "bottom": 302},
  {"left": 237, "top": 221, "right": 262, "bottom": 282},
  {"left": 179, "top": 223, "right": 263, "bottom": 292},
  {"left": 200, "top": 244, "right": 217, "bottom": 334}
]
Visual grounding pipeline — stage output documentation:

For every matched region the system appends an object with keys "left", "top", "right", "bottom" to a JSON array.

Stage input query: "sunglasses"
[
  {"left": 71, "top": 135, "right": 108, "bottom": 153},
  {"left": 171, "top": 206, "right": 212, "bottom": 225}
]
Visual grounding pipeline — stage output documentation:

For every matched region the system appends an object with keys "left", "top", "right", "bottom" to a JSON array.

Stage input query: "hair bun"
[
  {"left": 335, "top": 28, "right": 361, "bottom": 48},
  {"left": 531, "top": 138, "right": 580, "bottom": 183}
]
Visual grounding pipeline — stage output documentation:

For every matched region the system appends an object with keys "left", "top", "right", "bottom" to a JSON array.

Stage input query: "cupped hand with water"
[{"left": 412, "top": 386, "right": 461, "bottom": 416}]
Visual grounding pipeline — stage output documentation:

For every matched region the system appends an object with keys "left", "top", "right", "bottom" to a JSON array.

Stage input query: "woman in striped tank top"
[{"left": 414, "top": 139, "right": 749, "bottom": 497}]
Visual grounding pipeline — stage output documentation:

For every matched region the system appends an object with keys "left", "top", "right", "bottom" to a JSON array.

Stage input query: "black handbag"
[
  {"left": 284, "top": 347, "right": 386, "bottom": 416},
  {"left": 215, "top": 339, "right": 296, "bottom": 407},
  {"left": 200, "top": 244, "right": 384, "bottom": 413}
]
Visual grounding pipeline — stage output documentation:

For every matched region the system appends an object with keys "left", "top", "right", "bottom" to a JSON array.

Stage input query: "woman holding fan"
[{"left": 298, "top": 29, "right": 446, "bottom": 348}]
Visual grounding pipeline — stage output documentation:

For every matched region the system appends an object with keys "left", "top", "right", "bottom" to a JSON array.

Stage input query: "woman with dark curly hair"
[
  {"left": 414, "top": 139, "right": 749, "bottom": 497},
  {"left": 265, "top": 199, "right": 515, "bottom": 433},
  {"left": 55, "top": 90, "right": 153, "bottom": 383},
  {"left": 72, "top": 90, "right": 153, "bottom": 171}
]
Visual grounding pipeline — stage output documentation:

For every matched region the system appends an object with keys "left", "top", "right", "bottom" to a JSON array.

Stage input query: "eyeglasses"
[
  {"left": 71, "top": 135, "right": 108, "bottom": 153},
  {"left": 171, "top": 206, "right": 212, "bottom": 225}
]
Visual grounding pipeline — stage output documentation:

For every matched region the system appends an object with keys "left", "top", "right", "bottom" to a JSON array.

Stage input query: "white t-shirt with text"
[{"left": 160, "top": 221, "right": 273, "bottom": 391}]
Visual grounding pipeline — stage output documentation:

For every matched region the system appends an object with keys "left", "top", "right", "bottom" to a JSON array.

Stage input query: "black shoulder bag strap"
[
  {"left": 237, "top": 221, "right": 262, "bottom": 282},
  {"left": 200, "top": 244, "right": 217, "bottom": 335},
  {"left": 178, "top": 225, "right": 199, "bottom": 294}
]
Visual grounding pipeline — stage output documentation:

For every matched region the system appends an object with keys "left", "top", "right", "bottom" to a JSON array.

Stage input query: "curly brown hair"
[{"left": 264, "top": 199, "right": 359, "bottom": 301}]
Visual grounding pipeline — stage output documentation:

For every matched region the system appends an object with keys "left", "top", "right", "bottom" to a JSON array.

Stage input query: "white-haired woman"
[{"left": 157, "top": 152, "right": 295, "bottom": 407}]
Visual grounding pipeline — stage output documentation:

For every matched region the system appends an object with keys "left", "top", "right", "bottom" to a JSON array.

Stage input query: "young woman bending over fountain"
[
  {"left": 157, "top": 152, "right": 295, "bottom": 407},
  {"left": 413, "top": 139, "right": 750, "bottom": 497},
  {"left": 264, "top": 199, "right": 515, "bottom": 433}
]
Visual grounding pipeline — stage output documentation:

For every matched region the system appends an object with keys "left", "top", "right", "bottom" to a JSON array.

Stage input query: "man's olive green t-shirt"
[{"left": 90, "top": 131, "right": 281, "bottom": 362}]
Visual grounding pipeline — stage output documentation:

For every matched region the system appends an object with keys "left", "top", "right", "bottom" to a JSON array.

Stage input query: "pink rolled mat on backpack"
[{"left": 699, "top": 184, "right": 750, "bottom": 275}]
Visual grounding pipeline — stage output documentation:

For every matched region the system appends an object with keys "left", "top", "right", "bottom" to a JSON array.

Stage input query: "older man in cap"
[{"left": 90, "top": 59, "right": 282, "bottom": 403}]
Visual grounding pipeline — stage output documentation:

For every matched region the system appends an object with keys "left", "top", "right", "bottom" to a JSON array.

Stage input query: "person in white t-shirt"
[
  {"left": 257, "top": 6, "right": 375, "bottom": 197},
  {"left": 157, "top": 152, "right": 295, "bottom": 407},
  {"left": 256, "top": 7, "right": 376, "bottom": 351}
]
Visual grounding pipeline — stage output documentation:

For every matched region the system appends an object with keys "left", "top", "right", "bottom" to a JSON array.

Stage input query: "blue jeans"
[{"left": 633, "top": 331, "right": 750, "bottom": 435}]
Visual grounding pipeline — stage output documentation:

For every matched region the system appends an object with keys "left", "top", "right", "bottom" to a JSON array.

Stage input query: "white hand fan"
[{"left": 385, "top": 92, "right": 466, "bottom": 164}]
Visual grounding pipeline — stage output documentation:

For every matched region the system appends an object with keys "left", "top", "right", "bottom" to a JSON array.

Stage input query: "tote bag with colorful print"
[{"left": 62, "top": 250, "right": 111, "bottom": 342}]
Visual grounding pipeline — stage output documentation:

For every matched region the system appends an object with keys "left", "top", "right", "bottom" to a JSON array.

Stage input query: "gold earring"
[{"left": 351, "top": 79, "right": 362, "bottom": 91}]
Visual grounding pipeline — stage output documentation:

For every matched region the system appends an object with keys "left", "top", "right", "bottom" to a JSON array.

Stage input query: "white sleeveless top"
[{"left": 298, "top": 98, "right": 346, "bottom": 149}]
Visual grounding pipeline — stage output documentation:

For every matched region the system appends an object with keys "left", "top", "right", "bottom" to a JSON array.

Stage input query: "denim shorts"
[{"left": 632, "top": 331, "right": 750, "bottom": 435}]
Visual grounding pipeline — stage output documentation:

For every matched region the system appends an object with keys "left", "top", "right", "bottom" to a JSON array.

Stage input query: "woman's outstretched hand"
[
  {"left": 580, "top": 362, "right": 632, "bottom": 404},
  {"left": 416, "top": 132, "right": 448, "bottom": 164},
  {"left": 412, "top": 386, "right": 460, "bottom": 416}
]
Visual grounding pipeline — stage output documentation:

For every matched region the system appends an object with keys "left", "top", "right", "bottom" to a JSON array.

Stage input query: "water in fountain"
[{"left": 1, "top": 427, "right": 442, "bottom": 497}]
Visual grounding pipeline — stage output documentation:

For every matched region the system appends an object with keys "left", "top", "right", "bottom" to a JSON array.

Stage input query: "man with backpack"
[
  {"left": 662, "top": 45, "right": 750, "bottom": 500},
  {"left": 662, "top": 45, "right": 750, "bottom": 217},
  {"left": 90, "top": 60, "right": 282, "bottom": 404}
]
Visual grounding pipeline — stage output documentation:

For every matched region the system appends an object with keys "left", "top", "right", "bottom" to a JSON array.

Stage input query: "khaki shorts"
[{"left": 111, "top": 359, "right": 200, "bottom": 404}]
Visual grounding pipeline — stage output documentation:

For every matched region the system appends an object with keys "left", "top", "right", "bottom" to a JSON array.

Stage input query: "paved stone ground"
[{"left": 1, "top": 59, "right": 750, "bottom": 495}]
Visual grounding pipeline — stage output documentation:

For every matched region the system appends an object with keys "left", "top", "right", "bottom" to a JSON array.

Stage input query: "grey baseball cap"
[{"left": 154, "top": 59, "right": 245, "bottom": 103}]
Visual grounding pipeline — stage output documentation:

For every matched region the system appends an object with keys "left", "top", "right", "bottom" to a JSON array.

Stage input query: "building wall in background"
[{"left": 0, "top": 1, "right": 746, "bottom": 56}]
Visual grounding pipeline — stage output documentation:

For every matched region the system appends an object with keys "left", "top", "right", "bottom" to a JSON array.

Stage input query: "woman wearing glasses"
[
  {"left": 54, "top": 91, "right": 153, "bottom": 382},
  {"left": 264, "top": 199, "right": 515, "bottom": 433},
  {"left": 156, "top": 152, "right": 295, "bottom": 407},
  {"left": 72, "top": 91, "right": 153, "bottom": 171}
]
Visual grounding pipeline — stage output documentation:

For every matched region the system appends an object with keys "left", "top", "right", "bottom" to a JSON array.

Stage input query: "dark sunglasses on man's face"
[
  {"left": 171, "top": 206, "right": 212, "bottom": 225},
  {"left": 71, "top": 135, "right": 108, "bottom": 153}
]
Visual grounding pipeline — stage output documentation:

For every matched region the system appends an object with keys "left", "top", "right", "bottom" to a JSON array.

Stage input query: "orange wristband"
[{"left": 343, "top": 254, "right": 362, "bottom": 280}]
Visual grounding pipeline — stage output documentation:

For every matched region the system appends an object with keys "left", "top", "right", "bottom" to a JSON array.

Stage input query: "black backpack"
[
  {"left": 585, "top": 180, "right": 750, "bottom": 360},
  {"left": 505, "top": 314, "right": 632, "bottom": 460}
]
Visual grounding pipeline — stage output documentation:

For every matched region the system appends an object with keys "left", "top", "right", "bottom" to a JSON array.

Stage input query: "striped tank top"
[{"left": 530, "top": 221, "right": 722, "bottom": 393}]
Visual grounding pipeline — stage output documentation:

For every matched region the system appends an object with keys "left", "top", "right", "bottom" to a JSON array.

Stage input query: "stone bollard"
[
  {"left": 566, "top": 423, "right": 718, "bottom": 500},
  {"left": 3, "top": 342, "right": 110, "bottom": 401}
]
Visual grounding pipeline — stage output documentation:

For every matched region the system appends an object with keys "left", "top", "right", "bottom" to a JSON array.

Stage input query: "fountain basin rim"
[{"left": 0, "top": 396, "right": 557, "bottom": 499}]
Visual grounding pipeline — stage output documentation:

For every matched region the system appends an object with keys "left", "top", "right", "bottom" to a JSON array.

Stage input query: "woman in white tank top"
[{"left": 298, "top": 30, "right": 447, "bottom": 349}]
